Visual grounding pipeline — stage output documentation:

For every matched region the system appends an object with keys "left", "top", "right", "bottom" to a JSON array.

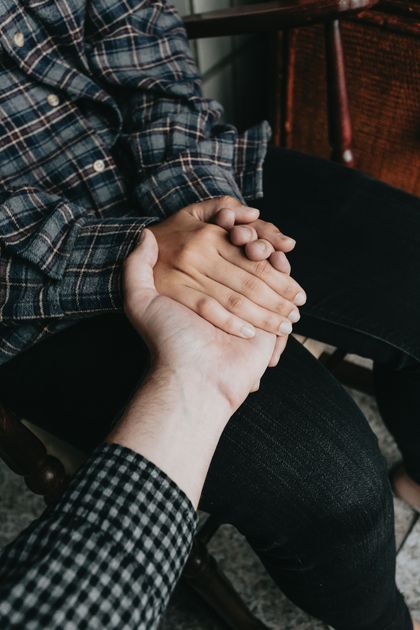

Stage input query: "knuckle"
[
  {"left": 282, "top": 281, "right": 295, "bottom": 298},
  {"left": 253, "top": 260, "right": 270, "bottom": 279},
  {"left": 218, "top": 195, "right": 235, "bottom": 207},
  {"left": 276, "top": 298, "right": 292, "bottom": 314},
  {"left": 263, "top": 315, "right": 280, "bottom": 331},
  {"left": 241, "top": 275, "right": 258, "bottom": 293},
  {"left": 195, "top": 296, "right": 213, "bottom": 317},
  {"left": 227, "top": 293, "right": 243, "bottom": 310}
]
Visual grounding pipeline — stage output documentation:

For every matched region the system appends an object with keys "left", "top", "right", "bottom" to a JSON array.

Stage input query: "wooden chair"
[{"left": 0, "top": 1, "right": 378, "bottom": 628}]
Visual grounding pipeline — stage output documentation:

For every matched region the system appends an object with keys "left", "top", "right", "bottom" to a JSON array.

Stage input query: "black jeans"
[{"left": 1, "top": 148, "right": 420, "bottom": 630}]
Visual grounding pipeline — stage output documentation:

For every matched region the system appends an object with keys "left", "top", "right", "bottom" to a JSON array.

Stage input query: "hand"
[
  {"left": 148, "top": 205, "right": 305, "bottom": 341},
  {"left": 211, "top": 196, "right": 297, "bottom": 274},
  {"left": 206, "top": 196, "right": 303, "bottom": 368},
  {"left": 123, "top": 229, "right": 280, "bottom": 412}
]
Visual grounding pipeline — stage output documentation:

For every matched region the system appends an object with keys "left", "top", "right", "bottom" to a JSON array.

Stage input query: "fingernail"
[
  {"left": 284, "top": 236, "right": 296, "bottom": 246},
  {"left": 288, "top": 310, "right": 300, "bottom": 323},
  {"left": 257, "top": 241, "right": 267, "bottom": 252},
  {"left": 241, "top": 324, "right": 255, "bottom": 338},
  {"left": 294, "top": 291, "right": 306, "bottom": 306},
  {"left": 279, "top": 321, "right": 293, "bottom": 335}
]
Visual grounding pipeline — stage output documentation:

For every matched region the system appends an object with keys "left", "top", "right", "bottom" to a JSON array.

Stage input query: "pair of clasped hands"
[{"left": 124, "top": 195, "right": 306, "bottom": 412}]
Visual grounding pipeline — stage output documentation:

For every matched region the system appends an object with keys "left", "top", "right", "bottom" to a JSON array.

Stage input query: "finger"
[
  {"left": 201, "top": 273, "right": 299, "bottom": 335},
  {"left": 269, "top": 250, "right": 291, "bottom": 275},
  {"left": 208, "top": 256, "right": 300, "bottom": 323},
  {"left": 123, "top": 229, "right": 159, "bottom": 308},
  {"left": 188, "top": 197, "right": 241, "bottom": 222},
  {"left": 170, "top": 286, "right": 257, "bottom": 339},
  {"left": 229, "top": 225, "right": 259, "bottom": 246},
  {"left": 252, "top": 220, "right": 296, "bottom": 252},
  {"left": 250, "top": 379, "right": 261, "bottom": 393},
  {"left": 268, "top": 336, "right": 288, "bottom": 367},
  {"left": 220, "top": 246, "right": 307, "bottom": 307},
  {"left": 244, "top": 238, "right": 275, "bottom": 261},
  {"left": 215, "top": 205, "right": 260, "bottom": 229}
]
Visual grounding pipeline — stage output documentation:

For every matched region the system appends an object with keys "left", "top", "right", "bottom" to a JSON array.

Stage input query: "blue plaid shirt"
[{"left": 0, "top": 0, "right": 270, "bottom": 365}]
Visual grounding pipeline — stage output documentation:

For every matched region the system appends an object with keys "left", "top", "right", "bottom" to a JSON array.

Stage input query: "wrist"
[
  {"left": 107, "top": 363, "right": 232, "bottom": 507},
  {"left": 150, "top": 362, "right": 232, "bottom": 425}
]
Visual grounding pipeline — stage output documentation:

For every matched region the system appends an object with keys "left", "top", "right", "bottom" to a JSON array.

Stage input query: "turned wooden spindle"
[
  {"left": 324, "top": 19, "right": 355, "bottom": 166},
  {"left": 0, "top": 405, "right": 68, "bottom": 505},
  {"left": 280, "top": 28, "right": 297, "bottom": 148}
]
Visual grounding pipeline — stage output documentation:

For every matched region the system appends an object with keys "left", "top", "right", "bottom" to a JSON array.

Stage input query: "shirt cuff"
[
  {"left": 56, "top": 215, "right": 158, "bottom": 317},
  {"left": 133, "top": 121, "right": 271, "bottom": 218},
  {"left": 50, "top": 442, "right": 198, "bottom": 582},
  {"left": 135, "top": 162, "right": 245, "bottom": 218}
]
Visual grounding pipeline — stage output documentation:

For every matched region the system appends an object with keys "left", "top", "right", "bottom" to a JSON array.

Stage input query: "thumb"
[{"left": 123, "top": 229, "right": 159, "bottom": 311}]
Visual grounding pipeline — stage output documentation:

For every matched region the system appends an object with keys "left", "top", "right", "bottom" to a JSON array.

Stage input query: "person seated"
[{"left": 0, "top": 1, "right": 420, "bottom": 628}]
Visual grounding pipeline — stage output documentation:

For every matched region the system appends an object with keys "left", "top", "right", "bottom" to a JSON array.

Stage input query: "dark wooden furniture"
[
  {"left": 0, "top": 1, "right": 379, "bottom": 628},
  {"left": 282, "top": 0, "right": 420, "bottom": 196}
]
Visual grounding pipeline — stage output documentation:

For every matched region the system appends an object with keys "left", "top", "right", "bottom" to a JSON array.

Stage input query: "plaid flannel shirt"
[
  {"left": 0, "top": 0, "right": 271, "bottom": 365},
  {"left": 0, "top": 443, "right": 198, "bottom": 629}
]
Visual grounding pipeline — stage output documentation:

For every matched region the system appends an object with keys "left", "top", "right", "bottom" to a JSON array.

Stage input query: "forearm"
[{"left": 108, "top": 365, "right": 231, "bottom": 508}]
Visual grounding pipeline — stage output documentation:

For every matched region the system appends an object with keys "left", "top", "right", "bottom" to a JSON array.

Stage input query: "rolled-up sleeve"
[
  {"left": 86, "top": 0, "right": 271, "bottom": 218},
  {"left": 0, "top": 187, "right": 158, "bottom": 322}
]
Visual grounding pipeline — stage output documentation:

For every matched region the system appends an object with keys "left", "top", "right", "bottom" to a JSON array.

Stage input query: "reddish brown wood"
[
  {"left": 183, "top": 538, "right": 268, "bottom": 630},
  {"left": 0, "top": 405, "right": 68, "bottom": 505},
  {"left": 288, "top": 13, "right": 420, "bottom": 195},
  {"left": 184, "top": 0, "right": 379, "bottom": 39},
  {"left": 352, "top": 7, "right": 420, "bottom": 36},
  {"left": 281, "top": 29, "right": 298, "bottom": 147},
  {"left": 324, "top": 20, "right": 355, "bottom": 166}
]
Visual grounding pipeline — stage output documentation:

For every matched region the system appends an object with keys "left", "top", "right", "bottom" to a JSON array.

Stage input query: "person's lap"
[
  {"left": 0, "top": 316, "right": 407, "bottom": 628},
  {"left": 1, "top": 148, "right": 418, "bottom": 627},
  {"left": 259, "top": 147, "right": 420, "bottom": 367}
]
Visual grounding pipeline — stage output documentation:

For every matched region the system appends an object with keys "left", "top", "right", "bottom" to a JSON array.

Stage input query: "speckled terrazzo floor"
[{"left": 1, "top": 370, "right": 419, "bottom": 629}]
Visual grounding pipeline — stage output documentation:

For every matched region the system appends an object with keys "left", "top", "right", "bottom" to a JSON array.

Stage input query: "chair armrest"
[{"left": 184, "top": 0, "right": 379, "bottom": 39}]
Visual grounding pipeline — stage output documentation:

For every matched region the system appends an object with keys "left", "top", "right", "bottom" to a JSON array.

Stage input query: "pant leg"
[
  {"left": 200, "top": 336, "right": 411, "bottom": 630},
  {"left": 0, "top": 315, "right": 411, "bottom": 629},
  {"left": 257, "top": 147, "right": 420, "bottom": 482}
]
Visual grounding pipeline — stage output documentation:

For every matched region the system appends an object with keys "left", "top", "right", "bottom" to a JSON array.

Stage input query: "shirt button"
[
  {"left": 93, "top": 159, "right": 105, "bottom": 173},
  {"left": 13, "top": 32, "right": 25, "bottom": 47},
  {"left": 47, "top": 94, "right": 60, "bottom": 107}
]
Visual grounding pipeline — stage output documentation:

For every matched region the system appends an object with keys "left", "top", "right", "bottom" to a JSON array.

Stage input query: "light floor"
[{"left": 1, "top": 384, "right": 419, "bottom": 629}]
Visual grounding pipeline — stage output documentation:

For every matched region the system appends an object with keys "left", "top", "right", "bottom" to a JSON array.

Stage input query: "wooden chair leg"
[
  {"left": 0, "top": 405, "right": 68, "bottom": 506},
  {"left": 280, "top": 28, "right": 297, "bottom": 148},
  {"left": 271, "top": 28, "right": 297, "bottom": 148},
  {"left": 183, "top": 536, "right": 268, "bottom": 629},
  {"left": 324, "top": 19, "right": 355, "bottom": 166}
]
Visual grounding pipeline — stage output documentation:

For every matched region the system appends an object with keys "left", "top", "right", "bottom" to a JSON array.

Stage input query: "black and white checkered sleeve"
[{"left": 0, "top": 443, "right": 198, "bottom": 629}]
